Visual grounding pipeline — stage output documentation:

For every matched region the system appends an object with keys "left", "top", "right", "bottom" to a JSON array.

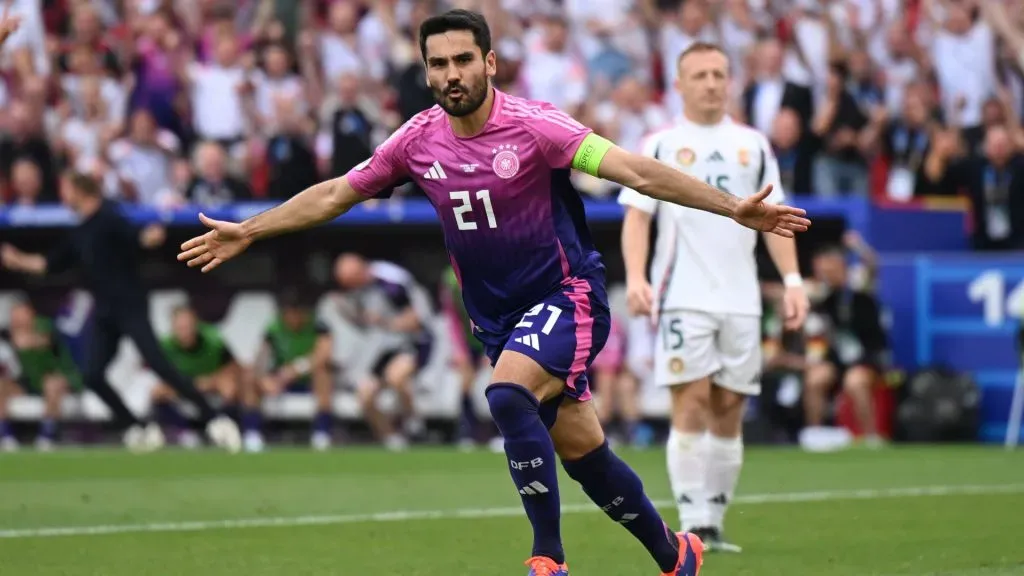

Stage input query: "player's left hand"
[
  {"left": 733, "top": 185, "right": 811, "bottom": 237},
  {"left": 782, "top": 284, "right": 810, "bottom": 331}
]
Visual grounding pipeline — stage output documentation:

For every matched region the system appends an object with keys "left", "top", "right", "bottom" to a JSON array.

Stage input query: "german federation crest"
[{"left": 492, "top": 144, "right": 520, "bottom": 179}]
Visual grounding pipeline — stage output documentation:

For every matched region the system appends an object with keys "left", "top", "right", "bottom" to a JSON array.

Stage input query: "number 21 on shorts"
[{"left": 516, "top": 304, "right": 562, "bottom": 335}]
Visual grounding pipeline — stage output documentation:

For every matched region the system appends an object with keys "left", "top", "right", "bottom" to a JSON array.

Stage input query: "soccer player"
[
  {"left": 151, "top": 305, "right": 242, "bottom": 448},
  {"left": 334, "top": 253, "right": 433, "bottom": 450},
  {"left": 0, "top": 299, "right": 81, "bottom": 451},
  {"left": 242, "top": 289, "right": 334, "bottom": 452},
  {"left": 619, "top": 42, "right": 811, "bottom": 553},
  {"left": 177, "top": 11, "right": 809, "bottom": 575},
  {"left": 1, "top": 172, "right": 241, "bottom": 453}
]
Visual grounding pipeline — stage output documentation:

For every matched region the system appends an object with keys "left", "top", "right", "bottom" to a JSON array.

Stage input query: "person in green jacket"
[
  {"left": 242, "top": 289, "right": 334, "bottom": 453},
  {"left": 0, "top": 300, "right": 81, "bottom": 451},
  {"left": 150, "top": 305, "right": 241, "bottom": 448}
]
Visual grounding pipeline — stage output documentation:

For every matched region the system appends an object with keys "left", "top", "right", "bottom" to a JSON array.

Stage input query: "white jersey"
[{"left": 618, "top": 116, "right": 784, "bottom": 316}]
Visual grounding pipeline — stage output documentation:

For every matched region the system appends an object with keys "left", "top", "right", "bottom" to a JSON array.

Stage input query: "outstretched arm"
[
  {"left": 575, "top": 135, "right": 811, "bottom": 236},
  {"left": 243, "top": 177, "right": 365, "bottom": 241},
  {"left": 178, "top": 176, "right": 367, "bottom": 272}
]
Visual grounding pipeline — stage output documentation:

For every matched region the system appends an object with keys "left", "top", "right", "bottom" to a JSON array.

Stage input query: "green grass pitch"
[{"left": 1, "top": 445, "right": 1022, "bottom": 575}]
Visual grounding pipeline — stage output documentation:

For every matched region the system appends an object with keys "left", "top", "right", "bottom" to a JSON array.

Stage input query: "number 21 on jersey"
[{"left": 451, "top": 189, "right": 498, "bottom": 230}]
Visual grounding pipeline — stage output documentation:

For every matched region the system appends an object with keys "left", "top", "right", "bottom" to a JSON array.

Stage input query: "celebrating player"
[
  {"left": 619, "top": 42, "right": 811, "bottom": 553},
  {"left": 177, "top": 10, "right": 809, "bottom": 576}
]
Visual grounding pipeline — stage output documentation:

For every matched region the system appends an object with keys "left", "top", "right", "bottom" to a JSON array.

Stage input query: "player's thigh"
[
  {"left": 711, "top": 314, "right": 763, "bottom": 397},
  {"left": 491, "top": 284, "right": 611, "bottom": 405},
  {"left": 41, "top": 373, "right": 69, "bottom": 399},
  {"left": 382, "top": 352, "right": 417, "bottom": 388},
  {"left": 210, "top": 364, "right": 240, "bottom": 398},
  {"left": 548, "top": 396, "right": 606, "bottom": 460},
  {"left": 0, "top": 378, "right": 25, "bottom": 399}
]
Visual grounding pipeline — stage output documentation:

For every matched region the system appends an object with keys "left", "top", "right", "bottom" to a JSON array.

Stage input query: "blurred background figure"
[
  {"left": 0, "top": 299, "right": 80, "bottom": 452},
  {"left": 243, "top": 289, "right": 334, "bottom": 453},
  {"left": 334, "top": 253, "right": 432, "bottom": 452},
  {"left": 151, "top": 305, "right": 242, "bottom": 448}
]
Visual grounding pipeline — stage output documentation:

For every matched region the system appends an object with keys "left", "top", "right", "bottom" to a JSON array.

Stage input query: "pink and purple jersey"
[{"left": 346, "top": 89, "right": 605, "bottom": 335}]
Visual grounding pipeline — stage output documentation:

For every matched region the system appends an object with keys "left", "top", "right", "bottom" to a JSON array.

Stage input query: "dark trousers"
[{"left": 84, "top": 311, "right": 217, "bottom": 430}]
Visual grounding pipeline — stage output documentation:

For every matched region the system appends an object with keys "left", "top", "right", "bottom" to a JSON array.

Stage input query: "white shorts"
[{"left": 654, "top": 310, "right": 762, "bottom": 395}]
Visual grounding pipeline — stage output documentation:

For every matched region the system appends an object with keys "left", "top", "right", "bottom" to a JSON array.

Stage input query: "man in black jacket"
[
  {"left": 1, "top": 172, "right": 241, "bottom": 452},
  {"left": 803, "top": 245, "right": 889, "bottom": 445}
]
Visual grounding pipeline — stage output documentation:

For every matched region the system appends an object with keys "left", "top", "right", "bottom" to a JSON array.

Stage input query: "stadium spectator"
[
  {"left": 0, "top": 299, "right": 80, "bottom": 451},
  {"left": 334, "top": 253, "right": 433, "bottom": 451},
  {"left": 741, "top": 37, "right": 813, "bottom": 136},
  {"left": 184, "top": 141, "right": 251, "bottom": 207},
  {"left": 8, "top": 158, "right": 43, "bottom": 206},
  {"left": 318, "top": 73, "right": 377, "bottom": 179},
  {"left": 862, "top": 84, "right": 941, "bottom": 200},
  {"left": 961, "top": 126, "right": 1024, "bottom": 250},
  {"left": 243, "top": 289, "right": 334, "bottom": 453},
  {"left": 151, "top": 305, "right": 242, "bottom": 448},
  {"left": 802, "top": 245, "right": 889, "bottom": 447},
  {"left": 263, "top": 96, "right": 318, "bottom": 199},
  {"left": 770, "top": 107, "right": 815, "bottom": 195},
  {"left": 0, "top": 100, "right": 57, "bottom": 202},
  {"left": 183, "top": 32, "right": 249, "bottom": 154},
  {"left": 520, "top": 12, "right": 587, "bottom": 117},
  {"left": 811, "top": 63, "right": 870, "bottom": 197},
  {"left": 106, "top": 109, "right": 181, "bottom": 206},
  {"left": 56, "top": 76, "right": 115, "bottom": 174}
]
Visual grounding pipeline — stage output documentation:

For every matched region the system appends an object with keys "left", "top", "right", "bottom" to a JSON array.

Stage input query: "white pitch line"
[{"left": 0, "top": 483, "right": 1021, "bottom": 540}]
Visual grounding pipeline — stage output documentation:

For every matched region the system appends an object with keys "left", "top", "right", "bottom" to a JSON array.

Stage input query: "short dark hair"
[
  {"left": 63, "top": 171, "right": 102, "bottom": 197},
  {"left": 676, "top": 41, "right": 728, "bottom": 70},
  {"left": 418, "top": 9, "right": 492, "bottom": 62},
  {"left": 814, "top": 244, "right": 846, "bottom": 260}
]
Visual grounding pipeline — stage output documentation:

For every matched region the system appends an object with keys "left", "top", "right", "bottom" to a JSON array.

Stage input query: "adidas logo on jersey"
[
  {"left": 423, "top": 161, "right": 447, "bottom": 180},
  {"left": 513, "top": 334, "right": 540, "bottom": 350},
  {"left": 708, "top": 150, "right": 725, "bottom": 162}
]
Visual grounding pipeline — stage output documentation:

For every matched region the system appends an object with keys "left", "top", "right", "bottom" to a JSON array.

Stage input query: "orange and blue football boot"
[
  {"left": 525, "top": 556, "right": 569, "bottom": 576},
  {"left": 661, "top": 531, "right": 704, "bottom": 576}
]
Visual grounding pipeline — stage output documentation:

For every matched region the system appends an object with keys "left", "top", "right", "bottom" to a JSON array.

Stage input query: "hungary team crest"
[
  {"left": 492, "top": 144, "right": 520, "bottom": 179},
  {"left": 677, "top": 148, "right": 695, "bottom": 166}
]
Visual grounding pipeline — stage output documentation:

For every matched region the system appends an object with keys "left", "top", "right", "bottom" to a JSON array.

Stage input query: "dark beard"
[{"left": 432, "top": 81, "right": 488, "bottom": 117}]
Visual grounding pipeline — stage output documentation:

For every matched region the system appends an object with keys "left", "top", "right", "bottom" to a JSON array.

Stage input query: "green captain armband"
[{"left": 571, "top": 133, "right": 614, "bottom": 177}]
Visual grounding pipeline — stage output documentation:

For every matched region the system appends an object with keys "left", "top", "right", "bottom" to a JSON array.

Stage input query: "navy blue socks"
[
  {"left": 563, "top": 441, "right": 679, "bottom": 573},
  {"left": 486, "top": 383, "right": 564, "bottom": 564}
]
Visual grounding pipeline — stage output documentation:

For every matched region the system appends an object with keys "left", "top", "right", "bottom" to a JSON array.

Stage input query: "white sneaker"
[
  {"left": 124, "top": 423, "right": 164, "bottom": 453},
  {"left": 206, "top": 416, "right": 241, "bottom": 453},
  {"left": 310, "top": 431, "right": 331, "bottom": 451},
  {"left": 1, "top": 436, "right": 20, "bottom": 453},
  {"left": 35, "top": 437, "right": 55, "bottom": 452},
  {"left": 243, "top": 430, "right": 265, "bottom": 453},
  {"left": 403, "top": 417, "right": 426, "bottom": 438},
  {"left": 384, "top": 434, "right": 408, "bottom": 452}
]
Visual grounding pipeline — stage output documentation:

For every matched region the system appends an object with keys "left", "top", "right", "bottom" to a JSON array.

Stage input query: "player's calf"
[
  {"left": 553, "top": 398, "right": 681, "bottom": 574},
  {"left": 485, "top": 382, "right": 565, "bottom": 565},
  {"left": 383, "top": 353, "right": 424, "bottom": 439},
  {"left": 0, "top": 378, "right": 21, "bottom": 451},
  {"left": 310, "top": 352, "right": 334, "bottom": 451},
  {"left": 38, "top": 373, "right": 69, "bottom": 449},
  {"left": 357, "top": 377, "right": 405, "bottom": 451},
  {"left": 667, "top": 380, "right": 711, "bottom": 533},
  {"left": 842, "top": 365, "right": 880, "bottom": 442}
]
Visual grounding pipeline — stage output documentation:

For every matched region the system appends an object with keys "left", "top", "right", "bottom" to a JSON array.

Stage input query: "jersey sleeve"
[
  {"left": 616, "top": 132, "right": 662, "bottom": 215},
  {"left": 523, "top": 102, "right": 608, "bottom": 173},
  {"left": 755, "top": 133, "right": 786, "bottom": 204},
  {"left": 343, "top": 120, "right": 413, "bottom": 198}
]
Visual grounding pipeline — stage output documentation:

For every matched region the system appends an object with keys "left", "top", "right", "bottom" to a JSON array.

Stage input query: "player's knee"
[
  {"left": 42, "top": 375, "right": 68, "bottom": 399},
  {"left": 843, "top": 366, "right": 875, "bottom": 395},
  {"left": 485, "top": 383, "right": 538, "bottom": 431},
  {"left": 383, "top": 355, "right": 415, "bottom": 388},
  {"left": 151, "top": 383, "right": 175, "bottom": 402},
  {"left": 357, "top": 378, "right": 381, "bottom": 406},
  {"left": 805, "top": 363, "right": 837, "bottom": 392}
]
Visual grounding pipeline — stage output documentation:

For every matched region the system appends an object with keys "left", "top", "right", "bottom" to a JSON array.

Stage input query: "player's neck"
[
  {"left": 447, "top": 86, "right": 495, "bottom": 138},
  {"left": 682, "top": 108, "right": 726, "bottom": 126}
]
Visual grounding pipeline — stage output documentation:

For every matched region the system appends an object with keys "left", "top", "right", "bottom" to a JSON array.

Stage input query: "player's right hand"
[
  {"left": 626, "top": 279, "right": 654, "bottom": 317},
  {"left": 177, "top": 213, "right": 252, "bottom": 273}
]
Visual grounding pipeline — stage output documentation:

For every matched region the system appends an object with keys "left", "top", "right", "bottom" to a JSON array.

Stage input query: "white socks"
[
  {"left": 666, "top": 429, "right": 708, "bottom": 531},
  {"left": 705, "top": 434, "right": 743, "bottom": 531},
  {"left": 667, "top": 429, "right": 744, "bottom": 532}
]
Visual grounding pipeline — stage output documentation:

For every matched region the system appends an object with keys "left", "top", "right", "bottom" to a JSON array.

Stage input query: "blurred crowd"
[{"left": 0, "top": 0, "right": 1023, "bottom": 245}]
